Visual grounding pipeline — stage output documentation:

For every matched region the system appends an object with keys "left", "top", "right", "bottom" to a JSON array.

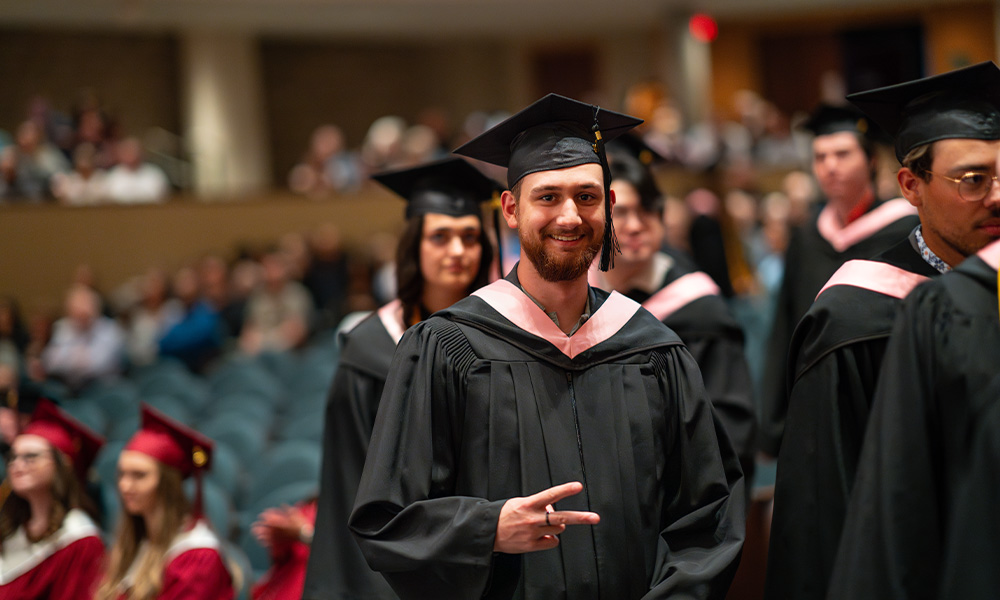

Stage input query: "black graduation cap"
[
  {"left": 453, "top": 93, "right": 643, "bottom": 189},
  {"left": 801, "top": 104, "right": 874, "bottom": 139},
  {"left": 606, "top": 133, "right": 666, "bottom": 167},
  {"left": 453, "top": 93, "right": 642, "bottom": 271},
  {"left": 372, "top": 157, "right": 504, "bottom": 220},
  {"left": 847, "top": 61, "right": 1000, "bottom": 162}
]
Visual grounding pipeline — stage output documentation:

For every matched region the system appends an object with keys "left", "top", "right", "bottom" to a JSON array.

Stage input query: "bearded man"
[{"left": 348, "top": 94, "right": 745, "bottom": 600}]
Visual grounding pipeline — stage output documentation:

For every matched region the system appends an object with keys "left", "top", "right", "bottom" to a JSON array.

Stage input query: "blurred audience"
[
  {"left": 124, "top": 268, "right": 183, "bottom": 367},
  {"left": 239, "top": 251, "right": 313, "bottom": 355},
  {"left": 288, "top": 124, "right": 361, "bottom": 197},
  {"left": 158, "top": 266, "right": 223, "bottom": 373},
  {"left": 103, "top": 137, "right": 170, "bottom": 204},
  {"left": 40, "top": 285, "right": 124, "bottom": 392},
  {"left": 50, "top": 143, "right": 108, "bottom": 205}
]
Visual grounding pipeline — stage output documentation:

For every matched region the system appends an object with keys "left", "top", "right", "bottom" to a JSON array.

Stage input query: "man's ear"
[
  {"left": 501, "top": 190, "right": 518, "bottom": 228},
  {"left": 898, "top": 168, "right": 924, "bottom": 208}
]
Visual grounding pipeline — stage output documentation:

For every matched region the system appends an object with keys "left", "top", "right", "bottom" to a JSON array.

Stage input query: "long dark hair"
[
  {"left": 0, "top": 444, "right": 92, "bottom": 543},
  {"left": 395, "top": 213, "right": 493, "bottom": 323}
]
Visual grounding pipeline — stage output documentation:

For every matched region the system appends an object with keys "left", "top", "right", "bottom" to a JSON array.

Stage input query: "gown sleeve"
[
  {"left": 349, "top": 323, "right": 507, "bottom": 600},
  {"left": 827, "top": 287, "right": 943, "bottom": 600},
  {"left": 159, "top": 548, "right": 234, "bottom": 600},
  {"left": 765, "top": 336, "right": 887, "bottom": 600},
  {"left": 938, "top": 380, "right": 1000, "bottom": 600},
  {"left": 679, "top": 314, "right": 757, "bottom": 482},
  {"left": 644, "top": 347, "right": 747, "bottom": 599}
]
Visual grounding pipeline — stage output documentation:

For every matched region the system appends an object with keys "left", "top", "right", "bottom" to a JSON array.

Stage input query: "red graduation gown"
[
  {"left": 117, "top": 519, "right": 233, "bottom": 600},
  {"left": 0, "top": 509, "right": 105, "bottom": 600}
]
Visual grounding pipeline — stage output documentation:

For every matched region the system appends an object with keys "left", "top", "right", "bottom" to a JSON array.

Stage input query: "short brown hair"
[{"left": 902, "top": 143, "right": 934, "bottom": 182}]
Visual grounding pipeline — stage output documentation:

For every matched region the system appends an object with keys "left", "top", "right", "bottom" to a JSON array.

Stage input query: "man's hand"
[{"left": 493, "top": 481, "right": 600, "bottom": 554}]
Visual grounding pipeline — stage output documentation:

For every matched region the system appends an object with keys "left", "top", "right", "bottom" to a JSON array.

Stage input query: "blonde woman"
[
  {"left": 0, "top": 399, "right": 105, "bottom": 599},
  {"left": 98, "top": 405, "right": 233, "bottom": 600}
]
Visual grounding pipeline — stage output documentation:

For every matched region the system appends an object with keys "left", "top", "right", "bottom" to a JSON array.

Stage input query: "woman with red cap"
[
  {"left": 0, "top": 399, "right": 106, "bottom": 599},
  {"left": 97, "top": 405, "right": 235, "bottom": 600}
]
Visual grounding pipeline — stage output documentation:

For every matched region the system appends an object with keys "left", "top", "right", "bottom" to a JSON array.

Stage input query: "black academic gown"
[
  {"left": 827, "top": 241, "right": 1000, "bottom": 600},
  {"left": 764, "top": 236, "right": 938, "bottom": 600},
  {"left": 938, "top": 375, "right": 1000, "bottom": 600},
  {"left": 302, "top": 304, "right": 402, "bottom": 600},
  {"left": 611, "top": 253, "right": 757, "bottom": 489},
  {"left": 350, "top": 267, "right": 746, "bottom": 600},
  {"left": 758, "top": 198, "right": 919, "bottom": 455}
]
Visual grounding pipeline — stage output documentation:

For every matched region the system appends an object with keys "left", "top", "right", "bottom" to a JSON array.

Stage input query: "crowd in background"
[
  {"left": 0, "top": 220, "right": 384, "bottom": 392},
  {"left": 0, "top": 93, "right": 173, "bottom": 204}
]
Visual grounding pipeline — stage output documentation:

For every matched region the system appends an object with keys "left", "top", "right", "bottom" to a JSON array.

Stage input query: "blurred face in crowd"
[
  {"left": 65, "top": 286, "right": 99, "bottom": 331},
  {"left": 117, "top": 138, "right": 144, "bottom": 170},
  {"left": 611, "top": 179, "right": 664, "bottom": 268},
  {"left": 8, "top": 435, "right": 56, "bottom": 498},
  {"left": 117, "top": 450, "right": 160, "bottom": 518},
  {"left": 504, "top": 163, "right": 609, "bottom": 282},
  {"left": 173, "top": 267, "right": 201, "bottom": 306},
  {"left": 811, "top": 131, "right": 872, "bottom": 208},
  {"left": 419, "top": 213, "right": 483, "bottom": 295},
  {"left": 899, "top": 138, "right": 1000, "bottom": 267},
  {"left": 261, "top": 253, "right": 291, "bottom": 292}
]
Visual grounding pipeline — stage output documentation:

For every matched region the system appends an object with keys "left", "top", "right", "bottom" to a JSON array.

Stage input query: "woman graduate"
[
  {"left": 300, "top": 157, "right": 499, "bottom": 600},
  {"left": 0, "top": 399, "right": 105, "bottom": 600},
  {"left": 97, "top": 404, "right": 235, "bottom": 600}
]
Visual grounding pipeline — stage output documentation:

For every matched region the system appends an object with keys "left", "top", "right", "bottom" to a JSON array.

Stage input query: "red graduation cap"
[
  {"left": 124, "top": 404, "right": 214, "bottom": 519},
  {"left": 21, "top": 399, "right": 105, "bottom": 482}
]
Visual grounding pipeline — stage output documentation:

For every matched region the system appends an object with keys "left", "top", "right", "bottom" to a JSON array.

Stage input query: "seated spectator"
[
  {"left": 125, "top": 268, "right": 183, "bottom": 367},
  {"left": 0, "top": 399, "right": 105, "bottom": 600},
  {"left": 287, "top": 124, "right": 360, "bottom": 197},
  {"left": 0, "top": 295, "right": 29, "bottom": 370},
  {"left": 158, "top": 266, "right": 223, "bottom": 373},
  {"left": 221, "top": 258, "right": 260, "bottom": 341},
  {"left": 103, "top": 137, "right": 169, "bottom": 204},
  {"left": 251, "top": 498, "right": 318, "bottom": 600},
  {"left": 0, "top": 146, "right": 24, "bottom": 200},
  {"left": 40, "top": 285, "right": 124, "bottom": 392},
  {"left": 51, "top": 143, "right": 108, "bottom": 206},
  {"left": 6, "top": 120, "right": 70, "bottom": 202},
  {"left": 239, "top": 252, "right": 313, "bottom": 355},
  {"left": 302, "top": 223, "right": 349, "bottom": 329}
]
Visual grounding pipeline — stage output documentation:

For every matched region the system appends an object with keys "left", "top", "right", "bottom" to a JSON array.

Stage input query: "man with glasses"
[{"left": 766, "top": 61, "right": 1000, "bottom": 600}]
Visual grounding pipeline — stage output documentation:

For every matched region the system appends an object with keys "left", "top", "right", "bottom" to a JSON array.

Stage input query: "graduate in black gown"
[
  {"left": 590, "top": 142, "right": 756, "bottom": 489},
  {"left": 937, "top": 374, "right": 1000, "bottom": 600},
  {"left": 828, "top": 236, "right": 1000, "bottom": 600},
  {"left": 301, "top": 158, "right": 498, "bottom": 600},
  {"left": 766, "top": 61, "right": 1000, "bottom": 600},
  {"left": 349, "top": 94, "right": 744, "bottom": 600},
  {"left": 758, "top": 105, "right": 919, "bottom": 458}
]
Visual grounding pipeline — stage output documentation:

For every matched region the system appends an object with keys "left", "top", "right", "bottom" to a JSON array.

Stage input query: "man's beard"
[{"left": 520, "top": 223, "right": 604, "bottom": 282}]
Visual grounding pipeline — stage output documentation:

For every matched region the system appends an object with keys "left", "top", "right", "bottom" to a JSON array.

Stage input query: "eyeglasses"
[
  {"left": 5, "top": 451, "right": 51, "bottom": 467},
  {"left": 926, "top": 171, "right": 1000, "bottom": 202}
]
